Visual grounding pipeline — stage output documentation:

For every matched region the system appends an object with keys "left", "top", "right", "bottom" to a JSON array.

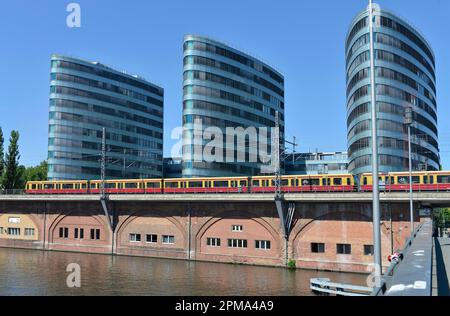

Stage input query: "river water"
[{"left": 0, "top": 248, "right": 367, "bottom": 296}]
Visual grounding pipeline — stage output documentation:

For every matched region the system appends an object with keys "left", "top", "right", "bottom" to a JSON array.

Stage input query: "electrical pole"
[
  {"left": 405, "top": 106, "right": 414, "bottom": 235},
  {"left": 101, "top": 127, "right": 106, "bottom": 200},
  {"left": 368, "top": 0, "right": 382, "bottom": 286}
]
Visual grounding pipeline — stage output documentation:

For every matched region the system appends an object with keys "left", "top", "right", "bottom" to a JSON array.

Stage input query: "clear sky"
[{"left": 0, "top": 0, "right": 448, "bottom": 168}]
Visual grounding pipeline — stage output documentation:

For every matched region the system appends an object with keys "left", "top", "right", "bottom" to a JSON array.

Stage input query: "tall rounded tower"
[{"left": 346, "top": 4, "right": 439, "bottom": 174}]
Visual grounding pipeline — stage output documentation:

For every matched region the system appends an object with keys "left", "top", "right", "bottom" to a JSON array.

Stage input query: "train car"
[
  {"left": 88, "top": 179, "right": 162, "bottom": 194},
  {"left": 388, "top": 171, "right": 450, "bottom": 192},
  {"left": 26, "top": 180, "right": 89, "bottom": 194},
  {"left": 163, "top": 177, "right": 249, "bottom": 193},
  {"left": 251, "top": 174, "right": 355, "bottom": 193}
]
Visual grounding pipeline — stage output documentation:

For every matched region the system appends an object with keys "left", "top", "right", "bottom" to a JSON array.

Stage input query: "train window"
[
  {"left": 334, "top": 178, "right": 342, "bottom": 185},
  {"left": 105, "top": 183, "right": 116, "bottom": 189},
  {"left": 231, "top": 181, "right": 237, "bottom": 188},
  {"left": 205, "top": 181, "right": 212, "bottom": 188},
  {"left": 437, "top": 176, "right": 450, "bottom": 184},
  {"left": 62, "top": 184, "right": 73, "bottom": 190},
  {"left": 214, "top": 181, "right": 229, "bottom": 188},
  {"left": 322, "top": 178, "right": 331, "bottom": 186},
  {"left": 90, "top": 183, "right": 97, "bottom": 189},
  {"left": 125, "top": 182, "right": 138, "bottom": 189},
  {"left": 189, "top": 181, "right": 203, "bottom": 188},
  {"left": 363, "top": 177, "right": 367, "bottom": 185},
  {"left": 423, "top": 176, "right": 428, "bottom": 184},
  {"left": 239, "top": 180, "right": 247, "bottom": 187},
  {"left": 146, "top": 182, "right": 160, "bottom": 188},
  {"left": 430, "top": 176, "right": 434, "bottom": 184},
  {"left": 347, "top": 178, "right": 351, "bottom": 186},
  {"left": 44, "top": 183, "right": 54, "bottom": 190},
  {"left": 31, "top": 184, "right": 37, "bottom": 190},
  {"left": 82, "top": 183, "right": 87, "bottom": 189},
  {"left": 398, "top": 176, "right": 420, "bottom": 184},
  {"left": 165, "top": 182, "right": 179, "bottom": 188},
  {"left": 281, "top": 179, "right": 289, "bottom": 186},
  {"left": 252, "top": 180, "right": 260, "bottom": 187}
]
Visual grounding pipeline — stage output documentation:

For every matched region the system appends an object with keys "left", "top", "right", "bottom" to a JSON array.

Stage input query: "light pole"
[
  {"left": 368, "top": 0, "right": 382, "bottom": 286},
  {"left": 404, "top": 106, "right": 414, "bottom": 235}
]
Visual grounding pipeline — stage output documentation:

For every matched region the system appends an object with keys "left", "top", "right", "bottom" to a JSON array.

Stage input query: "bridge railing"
[{"left": 0, "top": 189, "right": 26, "bottom": 195}]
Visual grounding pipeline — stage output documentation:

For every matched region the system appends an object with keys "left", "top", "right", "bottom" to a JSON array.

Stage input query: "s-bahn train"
[{"left": 25, "top": 171, "right": 450, "bottom": 194}]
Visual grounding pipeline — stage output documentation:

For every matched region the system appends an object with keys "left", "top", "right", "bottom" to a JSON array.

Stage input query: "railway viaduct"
[{"left": 0, "top": 192, "right": 449, "bottom": 273}]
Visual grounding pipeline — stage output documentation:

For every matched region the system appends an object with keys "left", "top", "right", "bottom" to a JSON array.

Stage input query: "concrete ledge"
[{"left": 1, "top": 192, "right": 450, "bottom": 204}]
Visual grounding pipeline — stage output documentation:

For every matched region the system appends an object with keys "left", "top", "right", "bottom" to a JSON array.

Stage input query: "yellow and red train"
[{"left": 25, "top": 171, "right": 450, "bottom": 194}]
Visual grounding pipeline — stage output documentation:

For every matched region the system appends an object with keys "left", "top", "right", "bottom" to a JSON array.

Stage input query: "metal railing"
[
  {"left": 0, "top": 189, "right": 26, "bottom": 195},
  {"left": 310, "top": 278, "right": 372, "bottom": 296}
]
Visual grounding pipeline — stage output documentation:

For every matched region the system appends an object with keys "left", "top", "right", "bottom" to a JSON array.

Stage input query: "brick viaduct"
[{"left": 1, "top": 192, "right": 448, "bottom": 273}]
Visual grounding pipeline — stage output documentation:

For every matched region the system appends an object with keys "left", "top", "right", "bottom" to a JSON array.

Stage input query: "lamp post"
[{"left": 404, "top": 106, "right": 414, "bottom": 235}]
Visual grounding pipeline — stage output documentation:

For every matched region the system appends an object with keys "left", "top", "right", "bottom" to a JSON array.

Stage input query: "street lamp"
[
  {"left": 404, "top": 106, "right": 414, "bottom": 235},
  {"left": 368, "top": 0, "right": 382, "bottom": 286}
]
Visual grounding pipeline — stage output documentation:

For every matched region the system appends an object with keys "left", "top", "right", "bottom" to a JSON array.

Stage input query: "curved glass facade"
[
  {"left": 182, "top": 35, "right": 285, "bottom": 177},
  {"left": 48, "top": 55, "right": 164, "bottom": 180},
  {"left": 346, "top": 5, "right": 440, "bottom": 174}
]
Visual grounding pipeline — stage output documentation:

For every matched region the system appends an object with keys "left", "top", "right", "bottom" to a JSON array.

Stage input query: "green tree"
[
  {"left": 0, "top": 127, "right": 4, "bottom": 187},
  {"left": 22, "top": 161, "right": 48, "bottom": 182},
  {"left": 2, "top": 131, "right": 23, "bottom": 190}
]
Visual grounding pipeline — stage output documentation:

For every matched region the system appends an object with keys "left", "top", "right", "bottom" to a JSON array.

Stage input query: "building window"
[
  {"left": 90, "top": 228, "right": 100, "bottom": 240},
  {"left": 364, "top": 245, "right": 374, "bottom": 256},
  {"left": 59, "top": 227, "right": 69, "bottom": 238},
  {"left": 130, "top": 233, "right": 141, "bottom": 242},
  {"left": 74, "top": 228, "right": 85, "bottom": 239},
  {"left": 337, "top": 243, "right": 352, "bottom": 255},
  {"left": 232, "top": 225, "right": 243, "bottom": 232},
  {"left": 146, "top": 234, "right": 157, "bottom": 243},
  {"left": 8, "top": 228, "right": 21, "bottom": 236},
  {"left": 206, "top": 237, "right": 221, "bottom": 247},
  {"left": 255, "top": 240, "right": 271, "bottom": 250},
  {"left": 311, "top": 243, "right": 325, "bottom": 253},
  {"left": 24, "top": 228, "right": 35, "bottom": 236},
  {"left": 162, "top": 235, "right": 175, "bottom": 244},
  {"left": 228, "top": 239, "right": 247, "bottom": 248},
  {"left": 0, "top": 227, "right": 4, "bottom": 234}
]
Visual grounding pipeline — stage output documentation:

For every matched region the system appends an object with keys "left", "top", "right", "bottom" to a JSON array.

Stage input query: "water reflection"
[{"left": 0, "top": 248, "right": 367, "bottom": 296}]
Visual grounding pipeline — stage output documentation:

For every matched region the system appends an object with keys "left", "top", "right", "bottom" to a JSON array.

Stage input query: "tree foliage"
[
  {"left": 0, "top": 127, "right": 4, "bottom": 187},
  {"left": 22, "top": 161, "right": 48, "bottom": 182},
  {"left": 2, "top": 130, "right": 23, "bottom": 190}
]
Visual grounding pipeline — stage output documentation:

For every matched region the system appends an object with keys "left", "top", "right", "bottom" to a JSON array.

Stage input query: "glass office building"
[
  {"left": 182, "top": 35, "right": 285, "bottom": 177},
  {"left": 346, "top": 4, "right": 439, "bottom": 174},
  {"left": 48, "top": 54, "right": 164, "bottom": 180}
]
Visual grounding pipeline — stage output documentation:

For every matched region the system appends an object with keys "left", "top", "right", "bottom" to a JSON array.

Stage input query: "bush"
[{"left": 287, "top": 259, "right": 296, "bottom": 269}]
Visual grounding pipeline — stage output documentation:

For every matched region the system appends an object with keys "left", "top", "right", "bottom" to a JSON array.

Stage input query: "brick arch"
[
  {"left": 0, "top": 212, "right": 41, "bottom": 239},
  {"left": 290, "top": 209, "right": 374, "bottom": 245},
  {"left": 195, "top": 210, "right": 282, "bottom": 253},
  {"left": 290, "top": 210, "right": 391, "bottom": 270},
  {"left": 47, "top": 212, "right": 110, "bottom": 243},
  {"left": 115, "top": 211, "right": 187, "bottom": 248}
]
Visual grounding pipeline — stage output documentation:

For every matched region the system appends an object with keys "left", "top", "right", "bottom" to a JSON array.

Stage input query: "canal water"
[{"left": 0, "top": 248, "right": 367, "bottom": 296}]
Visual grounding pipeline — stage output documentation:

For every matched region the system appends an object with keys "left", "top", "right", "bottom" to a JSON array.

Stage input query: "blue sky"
[{"left": 0, "top": 0, "right": 449, "bottom": 168}]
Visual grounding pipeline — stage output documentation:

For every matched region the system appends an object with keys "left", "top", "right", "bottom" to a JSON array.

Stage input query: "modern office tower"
[
  {"left": 182, "top": 35, "right": 285, "bottom": 177},
  {"left": 48, "top": 54, "right": 164, "bottom": 180},
  {"left": 346, "top": 4, "right": 439, "bottom": 174}
]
